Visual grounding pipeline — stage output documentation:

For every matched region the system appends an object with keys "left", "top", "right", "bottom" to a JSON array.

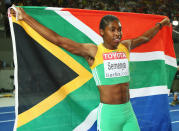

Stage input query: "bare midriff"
[{"left": 98, "top": 83, "right": 130, "bottom": 104}]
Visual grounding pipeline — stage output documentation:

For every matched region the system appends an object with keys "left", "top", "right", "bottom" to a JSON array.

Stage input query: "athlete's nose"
[{"left": 114, "top": 29, "right": 120, "bottom": 38}]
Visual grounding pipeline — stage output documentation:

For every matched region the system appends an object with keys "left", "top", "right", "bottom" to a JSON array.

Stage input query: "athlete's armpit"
[{"left": 121, "top": 40, "right": 131, "bottom": 51}]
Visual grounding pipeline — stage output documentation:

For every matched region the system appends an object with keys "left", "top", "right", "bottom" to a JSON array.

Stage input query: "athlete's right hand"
[
  {"left": 10, "top": 5, "right": 27, "bottom": 20},
  {"left": 160, "top": 17, "right": 170, "bottom": 26}
]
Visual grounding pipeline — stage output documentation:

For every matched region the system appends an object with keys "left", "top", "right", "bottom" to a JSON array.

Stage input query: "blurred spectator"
[
  {"left": 170, "top": 66, "right": 179, "bottom": 106},
  {"left": 0, "top": 60, "right": 3, "bottom": 69}
]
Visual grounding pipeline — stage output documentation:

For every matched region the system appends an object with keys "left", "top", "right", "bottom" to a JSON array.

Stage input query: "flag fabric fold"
[{"left": 9, "top": 6, "right": 176, "bottom": 131}]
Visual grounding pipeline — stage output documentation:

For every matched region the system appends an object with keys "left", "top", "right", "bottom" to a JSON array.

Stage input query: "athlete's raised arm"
[
  {"left": 122, "top": 17, "right": 170, "bottom": 50},
  {"left": 10, "top": 6, "right": 97, "bottom": 61}
]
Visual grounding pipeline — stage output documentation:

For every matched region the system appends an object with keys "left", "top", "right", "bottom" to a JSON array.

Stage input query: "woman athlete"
[{"left": 11, "top": 6, "right": 170, "bottom": 131}]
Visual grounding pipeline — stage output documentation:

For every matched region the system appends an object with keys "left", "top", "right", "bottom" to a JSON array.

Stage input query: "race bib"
[{"left": 103, "top": 52, "right": 129, "bottom": 78}]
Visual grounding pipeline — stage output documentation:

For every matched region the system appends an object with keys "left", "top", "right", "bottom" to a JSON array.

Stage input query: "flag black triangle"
[{"left": 14, "top": 23, "right": 78, "bottom": 114}]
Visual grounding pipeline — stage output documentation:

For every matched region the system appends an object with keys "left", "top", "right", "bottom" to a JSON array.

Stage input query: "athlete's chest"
[{"left": 102, "top": 51, "right": 129, "bottom": 78}]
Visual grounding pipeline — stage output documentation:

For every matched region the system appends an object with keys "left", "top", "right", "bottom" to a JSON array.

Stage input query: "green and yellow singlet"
[{"left": 90, "top": 43, "right": 130, "bottom": 86}]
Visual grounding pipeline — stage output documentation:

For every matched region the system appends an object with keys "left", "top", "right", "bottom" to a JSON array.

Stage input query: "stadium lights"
[{"left": 172, "top": 20, "right": 179, "bottom": 26}]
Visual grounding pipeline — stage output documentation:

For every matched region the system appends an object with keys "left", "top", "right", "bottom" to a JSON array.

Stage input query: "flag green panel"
[
  {"left": 18, "top": 79, "right": 99, "bottom": 131},
  {"left": 130, "top": 60, "right": 168, "bottom": 89}
]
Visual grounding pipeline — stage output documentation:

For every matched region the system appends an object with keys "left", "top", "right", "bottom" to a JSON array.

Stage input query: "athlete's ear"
[{"left": 100, "top": 29, "right": 104, "bottom": 36}]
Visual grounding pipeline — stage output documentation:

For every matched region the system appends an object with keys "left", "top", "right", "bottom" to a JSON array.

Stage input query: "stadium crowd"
[
  {"left": 10, "top": 0, "right": 179, "bottom": 20},
  {"left": 0, "top": 0, "right": 179, "bottom": 36}
]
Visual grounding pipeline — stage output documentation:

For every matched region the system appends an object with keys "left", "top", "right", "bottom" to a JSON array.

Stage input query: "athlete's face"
[{"left": 100, "top": 20, "right": 122, "bottom": 49}]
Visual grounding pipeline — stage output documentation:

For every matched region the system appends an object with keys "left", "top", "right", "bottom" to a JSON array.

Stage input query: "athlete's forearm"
[
  {"left": 139, "top": 22, "right": 163, "bottom": 41},
  {"left": 131, "top": 24, "right": 162, "bottom": 49},
  {"left": 22, "top": 11, "right": 88, "bottom": 56},
  {"left": 131, "top": 17, "right": 170, "bottom": 49},
  {"left": 23, "top": 14, "right": 61, "bottom": 45}
]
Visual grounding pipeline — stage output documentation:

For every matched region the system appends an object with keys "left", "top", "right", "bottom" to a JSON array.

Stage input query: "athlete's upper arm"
[
  {"left": 130, "top": 36, "right": 149, "bottom": 49},
  {"left": 56, "top": 36, "right": 97, "bottom": 58},
  {"left": 121, "top": 36, "right": 149, "bottom": 50}
]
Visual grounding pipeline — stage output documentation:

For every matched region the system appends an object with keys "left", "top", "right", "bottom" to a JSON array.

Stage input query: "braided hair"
[{"left": 99, "top": 15, "right": 120, "bottom": 30}]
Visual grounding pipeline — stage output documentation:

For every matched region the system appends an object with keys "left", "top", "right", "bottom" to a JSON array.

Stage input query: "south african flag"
[{"left": 9, "top": 6, "right": 176, "bottom": 131}]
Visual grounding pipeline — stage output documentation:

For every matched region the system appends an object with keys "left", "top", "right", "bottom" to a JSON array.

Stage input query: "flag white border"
[
  {"left": 130, "top": 86, "right": 170, "bottom": 98},
  {"left": 46, "top": 8, "right": 103, "bottom": 45},
  {"left": 130, "top": 51, "right": 177, "bottom": 68},
  {"left": 8, "top": 16, "right": 18, "bottom": 131},
  {"left": 73, "top": 108, "right": 97, "bottom": 131}
]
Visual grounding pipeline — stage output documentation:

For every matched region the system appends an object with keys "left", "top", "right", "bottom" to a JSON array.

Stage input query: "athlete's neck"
[{"left": 103, "top": 43, "right": 118, "bottom": 50}]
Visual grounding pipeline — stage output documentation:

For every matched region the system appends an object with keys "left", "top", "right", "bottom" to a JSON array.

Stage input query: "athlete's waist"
[
  {"left": 98, "top": 82, "right": 129, "bottom": 88},
  {"left": 100, "top": 98, "right": 130, "bottom": 105},
  {"left": 100, "top": 101, "right": 131, "bottom": 107},
  {"left": 98, "top": 83, "right": 130, "bottom": 104}
]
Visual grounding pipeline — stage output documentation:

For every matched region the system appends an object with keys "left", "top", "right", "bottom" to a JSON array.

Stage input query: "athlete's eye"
[
  {"left": 118, "top": 27, "right": 122, "bottom": 32},
  {"left": 111, "top": 28, "right": 115, "bottom": 32}
]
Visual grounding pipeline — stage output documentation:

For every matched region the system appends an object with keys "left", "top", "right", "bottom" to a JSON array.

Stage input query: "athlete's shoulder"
[
  {"left": 83, "top": 43, "right": 97, "bottom": 50},
  {"left": 120, "top": 40, "right": 132, "bottom": 51},
  {"left": 83, "top": 43, "right": 98, "bottom": 57}
]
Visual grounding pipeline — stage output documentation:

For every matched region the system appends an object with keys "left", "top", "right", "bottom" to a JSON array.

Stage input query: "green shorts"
[{"left": 97, "top": 101, "right": 140, "bottom": 131}]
